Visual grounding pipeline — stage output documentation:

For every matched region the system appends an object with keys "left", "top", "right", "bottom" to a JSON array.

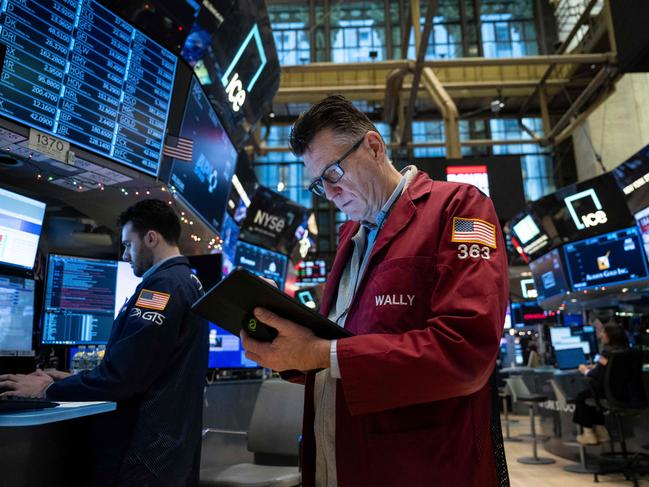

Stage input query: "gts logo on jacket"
[{"left": 375, "top": 294, "right": 415, "bottom": 306}]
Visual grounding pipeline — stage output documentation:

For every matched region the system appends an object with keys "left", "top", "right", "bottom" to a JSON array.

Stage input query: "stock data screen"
[
  {"left": 0, "top": 0, "right": 177, "bottom": 175},
  {"left": 43, "top": 254, "right": 118, "bottom": 345}
]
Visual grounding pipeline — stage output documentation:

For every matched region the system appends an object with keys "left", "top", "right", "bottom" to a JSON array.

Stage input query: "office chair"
[
  {"left": 200, "top": 379, "right": 304, "bottom": 487},
  {"left": 506, "top": 375, "right": 555, "bottom": 465},
  {"left": 588, "top": 350, "right": 649, "bottom": 486}
]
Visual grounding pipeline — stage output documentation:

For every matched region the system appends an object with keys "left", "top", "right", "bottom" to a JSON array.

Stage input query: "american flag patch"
[
  {"left": 135, "top": 289, "right": 171, "bottom": 311},
  {"left": 451, "top": 217, "right": 497, "bottom": 249}
]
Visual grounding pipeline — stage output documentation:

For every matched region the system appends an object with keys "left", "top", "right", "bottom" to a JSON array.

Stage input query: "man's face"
[
  {"left": 303, "top": 129, "right": 380, "bottom": 222},
  {"left": 121, "top": 222, "right": 154, "bottom": 277}
]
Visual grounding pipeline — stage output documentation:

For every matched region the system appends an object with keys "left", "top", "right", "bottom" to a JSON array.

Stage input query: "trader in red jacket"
[{"left": 241, "top": 95, "right": 509, "bottom": 486}]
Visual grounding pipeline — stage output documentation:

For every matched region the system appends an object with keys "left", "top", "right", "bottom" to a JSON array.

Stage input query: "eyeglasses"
[{"left": 307, "top": 135, "right": 365, "bottom": 197}]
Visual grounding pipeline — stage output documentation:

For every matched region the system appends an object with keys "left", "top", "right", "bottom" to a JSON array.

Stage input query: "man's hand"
[
  {"left": 578, "top": 364, "right": 589, "bottom": 375},
  {"left": 240, "top": 307, "right": 331, "bottom": 372},
  {"left": 31, "top": 369, "right": 71, "bottom": 381},
  {"left": 0, "top": 371, "right": 53, "bottom": 398}
]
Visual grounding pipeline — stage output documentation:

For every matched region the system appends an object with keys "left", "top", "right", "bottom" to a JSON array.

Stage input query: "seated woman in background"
[{"left": 573, "top": 322, "right": 630, "bottom": 445}]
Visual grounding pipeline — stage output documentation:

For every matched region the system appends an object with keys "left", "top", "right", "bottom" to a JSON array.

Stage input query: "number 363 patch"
[{"left": 457, "top": 243, "right": 491, "bottom": 260}]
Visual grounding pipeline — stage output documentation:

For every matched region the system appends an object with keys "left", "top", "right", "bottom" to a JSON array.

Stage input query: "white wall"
[{"left": 573, "top": 73, "right": 649, "bottom": 180}]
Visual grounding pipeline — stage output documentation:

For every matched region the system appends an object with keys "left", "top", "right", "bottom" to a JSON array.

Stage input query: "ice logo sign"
[
  {"left": 221, "top": 24, "right": 267, "bottom": 113},
  {"left": 564, "top": 188, "right": 608, "bottom": 230}
]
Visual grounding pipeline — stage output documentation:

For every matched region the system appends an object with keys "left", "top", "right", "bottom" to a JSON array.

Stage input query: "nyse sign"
[
  {"left": 564, "top": 189, "right": 608, "bottom": 231},
  {"left": 253, "top": 209, "right": 286, "bottom": 233}
]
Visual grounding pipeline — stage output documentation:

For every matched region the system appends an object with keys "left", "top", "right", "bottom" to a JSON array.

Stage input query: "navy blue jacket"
[{"left": 47, "top": 256, "right": 209, "bottom": 486}]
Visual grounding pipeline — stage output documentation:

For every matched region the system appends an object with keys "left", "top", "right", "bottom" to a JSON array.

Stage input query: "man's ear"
[
  {"left": 144, "top": 230, "right": 158, "bottom": 248},
  {"left": 366, "top": 131, "right": 384, "bottom": 161}
]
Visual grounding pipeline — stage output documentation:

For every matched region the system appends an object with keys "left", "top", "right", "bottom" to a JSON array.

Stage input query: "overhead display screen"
[
  {"left": 508, "top": 210, "right": 552, "bottom": 261},
  {"left": 0, "top": 0, "right": 177, "bottom": 176},
  {"left": 529, "top": 248, "right": 570, "bottom": 302},
  {"left": 612, "top": 144, "right": 649, "bottom": 214},
  {"left": 635, "top": 206, "right": 649, "bottom": 260},
  {"left": 169, "top": 77, "right": 237, "bottom": 233},
  {"left": 532, "top": 172, "right": 633, "bottom": 244},
  {"left": 180, "top": 0, "right": 280, "bottom": 149},
  {"left": 446, "top": 165, "right": 490, "bottom": 196},
  {"left": 239, "top": 186, "right": 309, "bottom": 255},
  {"left": 563, "top": 226, "right": 649, "bottom": 291}
]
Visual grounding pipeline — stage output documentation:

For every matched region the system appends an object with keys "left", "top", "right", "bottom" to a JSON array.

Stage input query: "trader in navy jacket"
[{"left": 0, "top": 199, "right": 209, "bottom": 487}]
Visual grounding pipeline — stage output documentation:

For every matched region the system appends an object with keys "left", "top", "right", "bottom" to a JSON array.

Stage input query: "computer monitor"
[
  {"left": 555, "top": 347, "right": 586, "bottom": 370},
  {"left": 0, "top": 187, "right": 46, "bottom": 270},
  {"left": 563, "top": 226, "right": 649, "bottom": 291},
  {"left": 233, "top": 240, "right": 288, "bottom": 291},
  {"left": 208, "top": 322, "right": 259, "bottom": 369},
  {"left": 550, "top": 326, "right": 594, "bottom": 355},
  {"left": 0, "top": 274, "right": 35, "bottom": 356},
  {"left": 169, "top": 76, "right": 238, "bottom": 233},
  {"left": 42, "top": 255, "right": 142, "bottom": 345}
]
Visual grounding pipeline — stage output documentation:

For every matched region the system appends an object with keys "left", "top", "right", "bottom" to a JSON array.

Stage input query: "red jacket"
[{"left": 300, "top": 172, "right": 508, "bottom": 487}]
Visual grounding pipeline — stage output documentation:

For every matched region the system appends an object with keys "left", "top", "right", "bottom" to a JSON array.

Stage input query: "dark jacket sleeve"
[{"left": 47, "top": 274, "right": 189, "bottom": 402}]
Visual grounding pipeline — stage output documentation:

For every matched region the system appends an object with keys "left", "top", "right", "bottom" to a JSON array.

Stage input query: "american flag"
[
  {"left": 451, "top": 217, "right": 497, "bottom": 249},
  {"left": 135, "top": 289, "right": 171, "bottom": 311},
  {"left": 162, "top": 135, "right": 193, "bottom": 161}
]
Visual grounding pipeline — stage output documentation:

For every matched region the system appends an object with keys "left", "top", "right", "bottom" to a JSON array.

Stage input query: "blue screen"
[
  {"left": 563, "top": 314, "right": 584, "bottom": 327},
  {"left": 169, "top": 77, "right": 238, "bottom": 233},
  {"left": 0, "top": 0, "right": 177, "bottom": 175},
  {"left": 555, "top": 348, "right": 586, "bottom": 370},
  {"left": 0, "top": 187, "right": 46, "bottom": 270},
  {"left": 233, "top": 240, "right": 288, "bottom": 291},
  {"left": 563, "top": 226, "right": 649, "bottom": 291},
  {"left": 529, "top": 248, "right": 570, "bottom": 301},
  {"left": 208, "top": 322, "right": 258, "bottom": 369},
  {"left": 0, "top": 274, "right": 34, "bottom": 356}
]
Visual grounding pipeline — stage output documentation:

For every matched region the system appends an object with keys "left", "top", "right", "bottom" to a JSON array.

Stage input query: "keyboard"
[{"left": 0, "top": 396, "right": 59, "bottom": 413}]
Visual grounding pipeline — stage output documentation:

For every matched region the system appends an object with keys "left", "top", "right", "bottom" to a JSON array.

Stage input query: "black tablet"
[{"left": 191, "top": 268, "right": 353, "bottom": 342}]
